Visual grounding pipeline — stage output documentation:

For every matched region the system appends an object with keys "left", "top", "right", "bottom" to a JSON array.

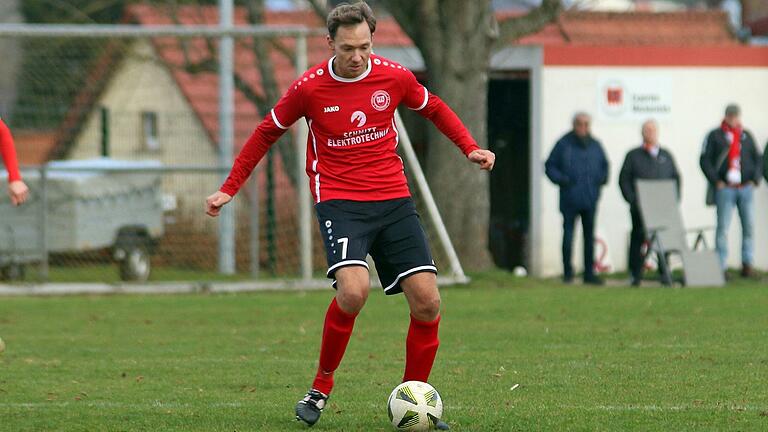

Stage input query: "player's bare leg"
[
  {"left": 296, "top": 266, "right": 369, "bottom": 426},
  {"left": 334, "top": 266, "right": 370, "bottom": 314},
  {"left": 401, "top": 272, "right": 450, "bottom": 430}
]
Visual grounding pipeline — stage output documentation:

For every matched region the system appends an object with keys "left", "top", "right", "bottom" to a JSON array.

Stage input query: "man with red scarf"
[{"left": 700, "top": 104, "right": 762, "bottom": 278}]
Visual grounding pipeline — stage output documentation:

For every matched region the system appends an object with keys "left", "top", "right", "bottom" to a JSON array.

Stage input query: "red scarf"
[{"left": 721, "top": 120, "right": 741, "bottom": 171}]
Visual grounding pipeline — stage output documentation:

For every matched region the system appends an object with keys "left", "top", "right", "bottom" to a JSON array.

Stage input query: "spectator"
[
  {"left": 0, "top": 118, "right": 28, "bottom": 206},
  {"left": 764, "top": 140, "right": 768, "bottom": 184},
  {"left": 619, "top": 119, "right": 681, "bottom": 286},
  {"left": 700, "top": 104, "right": 762, "bottom": 278},
  {"left": 545, "top": 112, "right": 609, "bottom": 285}
]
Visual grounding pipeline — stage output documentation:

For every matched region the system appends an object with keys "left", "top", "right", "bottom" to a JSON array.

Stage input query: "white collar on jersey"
[{"left": 327, "top": 56, "right": 372, "bottom": 83}]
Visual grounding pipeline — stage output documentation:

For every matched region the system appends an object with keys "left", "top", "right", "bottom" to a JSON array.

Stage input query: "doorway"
[{"left": 487, "top": 74, "right": 530, "bottom": 270}]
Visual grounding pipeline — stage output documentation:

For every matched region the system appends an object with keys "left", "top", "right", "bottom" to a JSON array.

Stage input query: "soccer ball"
[{"left": 387, "top": 381, "right": 444, "bottom": 431}]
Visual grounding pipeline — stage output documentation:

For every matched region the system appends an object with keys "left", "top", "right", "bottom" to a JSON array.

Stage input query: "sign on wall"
[{"left": 597, "top": 75, "right": 673, "bottom": 121}]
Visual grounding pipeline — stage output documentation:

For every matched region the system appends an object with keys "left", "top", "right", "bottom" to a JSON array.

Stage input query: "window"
[{"left": 141, "top": 111, "right": 159, "bottom": 152}]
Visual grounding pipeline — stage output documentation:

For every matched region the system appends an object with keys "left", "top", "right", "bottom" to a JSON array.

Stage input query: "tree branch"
[
  {"left": 492, "top": 0, "right": 562, "bottom": 51},
  {"left": 305, "top": 0, "right": 330, "bottom": 20},
  {"left": 380, "top": 0, "right": 425, "bottom": 47}
]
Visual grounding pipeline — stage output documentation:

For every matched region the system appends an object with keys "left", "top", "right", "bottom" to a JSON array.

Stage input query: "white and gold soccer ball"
[{"left": 387, "top": 381, "right": 444, "bottom": 431}]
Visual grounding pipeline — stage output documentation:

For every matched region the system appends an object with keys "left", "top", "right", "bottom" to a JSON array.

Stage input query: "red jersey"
[
  {"left": 220, "top": 54, "right": 479, "bottom": 203},
  {"left": 0, "top": 119, "right": 21, "bottom": 182}
]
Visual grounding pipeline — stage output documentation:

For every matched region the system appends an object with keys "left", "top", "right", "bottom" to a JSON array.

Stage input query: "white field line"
[
  {"left": 2, "top": 401, "right": 766, "bottom": 413},
  {"left": 562, "top": 404, "right": 768, "bottom": 412},
  {"left": 0, "top": 401, "right": 250, "bottom": 409}
]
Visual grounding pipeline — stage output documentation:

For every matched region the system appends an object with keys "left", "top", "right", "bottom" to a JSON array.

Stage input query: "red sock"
[
  {"left": 403, "top": 314, "right": 441, "bottom": 383},
  {"left": 312, "top": 297, "right": 358, "bottom": 395}
]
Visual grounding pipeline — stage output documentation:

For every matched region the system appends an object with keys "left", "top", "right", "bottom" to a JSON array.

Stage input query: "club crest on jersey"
[
  {"left": 371, "top": 90, "right": 391, "bottom": 111},
  {"left": 323, "top": 105, "right": 340, "bottom": 113},
  {"left": 351, "top": 111, "right": 367, "bottom": 128}
]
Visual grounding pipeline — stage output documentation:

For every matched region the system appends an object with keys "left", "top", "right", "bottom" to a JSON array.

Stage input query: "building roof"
[
  {"left": 125, "top": 5, "right": 322, "bottom": 149},
  {"left": 126, "top": 7, "right": 738, "bottom": 148},
  {"left": 48, "top": 6, "right": 739, "bottom": 162},
  {"left": 513, "top": 11, "right": 737, "bottom": 46},
  {"left": 14, "top": 131, "right": 58, "bottom": 165}
]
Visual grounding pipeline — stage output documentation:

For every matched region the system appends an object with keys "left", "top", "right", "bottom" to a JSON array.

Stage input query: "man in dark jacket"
[
  {"left": 700, "top": 104, "right": 762, "bottom": 277},
  {"left": 545, "top": 112, "right": 609, "bottom": 284},
  {"left": 764, "top": 141, "right": 768, "bottom": 184},
  {"left": 619, "top": 120, "right": 680, "bottom": 286}
]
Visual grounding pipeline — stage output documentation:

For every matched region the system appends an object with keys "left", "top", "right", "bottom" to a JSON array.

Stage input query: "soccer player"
[
  {"left": 205, "top": 2, "right": 494, "bottom": 429},
  {"left": 0, "top": 118, "right": 29, "bottom": 206}
]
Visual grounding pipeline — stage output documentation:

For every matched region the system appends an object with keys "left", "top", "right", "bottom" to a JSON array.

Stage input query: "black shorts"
[{"left": 315, "top": 197, "right": 437, "bottom": 295}]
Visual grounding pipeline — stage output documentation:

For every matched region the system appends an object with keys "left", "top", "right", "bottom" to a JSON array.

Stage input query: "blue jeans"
[{"left": 715, "top": 184, "right": 754, "bottom": 269}]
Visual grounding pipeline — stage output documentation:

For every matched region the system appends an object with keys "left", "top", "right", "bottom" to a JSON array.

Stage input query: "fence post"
[
  {"left": 296, "top": 35, "right": 311, "bottom": 281},
  {"left": 249, "top": 167, "right": 260, "bottom": 278},
  {"left": 39, "top": 165, "right": 49, "bottom": 280},
  {"left": 217, "top": 0, "right": 236, "bottom": 275}
]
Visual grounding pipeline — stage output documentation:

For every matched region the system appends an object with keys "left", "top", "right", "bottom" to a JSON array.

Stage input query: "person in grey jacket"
[
  {"left": 700, "top": 104, "right": 762, "bottom": 278},
  {"left": 545, "top": 112, "right": 609, "bottom": 285},
  {"left": 619, "top": 120, "right": 680, "bottom": 286}
]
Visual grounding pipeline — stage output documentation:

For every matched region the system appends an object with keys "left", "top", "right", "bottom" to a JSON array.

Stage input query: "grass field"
[{"left": 1, "top": 272, "right": 767, "bottom": 431}]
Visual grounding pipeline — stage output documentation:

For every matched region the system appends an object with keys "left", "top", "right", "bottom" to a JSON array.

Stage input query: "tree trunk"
[
  {"left": 385, "top": 0, "right": 494, "bottom": 269},
  {"left": 421, "top": 2, "right": 494, "bottom": 269},
  {"left": 382, "top": 0, "right": 561, "bottom": 270}
]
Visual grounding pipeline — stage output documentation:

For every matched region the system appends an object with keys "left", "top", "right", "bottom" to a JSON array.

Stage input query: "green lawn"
[{"left": 1, "top": 272, "right": 767, "bottom": 431}]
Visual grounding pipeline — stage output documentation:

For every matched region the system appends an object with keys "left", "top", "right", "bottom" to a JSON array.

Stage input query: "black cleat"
[
  {"left": 295, "top": 389, "right": 328, "bottom": 427},
  {"left": 435, "top": 419, "right": 451, "bottom": 430}
]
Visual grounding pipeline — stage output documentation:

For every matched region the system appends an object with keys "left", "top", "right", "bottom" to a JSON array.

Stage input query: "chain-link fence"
[
  {"left": 0, "top": 6, "right": 466, "bottom": 288},
  {"left": 1, "top": 161, "right": 325, "bottom": 283}
]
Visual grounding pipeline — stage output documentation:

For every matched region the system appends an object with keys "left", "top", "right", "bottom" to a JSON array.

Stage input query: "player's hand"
[
  {"left": 205, "top": 191, "right": 232, "bottom": 217},
  {"left": 468, "top": 149, "right": 495, "bottom": 171},
  {"left": 7, "top": 180, "right": 29, "bottom": 206}
]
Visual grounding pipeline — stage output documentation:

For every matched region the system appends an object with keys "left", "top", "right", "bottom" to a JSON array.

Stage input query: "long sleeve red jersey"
[
  {"left": 220, "top": 54, "right": 479, "bottom": 203},
  {"left": 0, "top": 119, "right": 21, "bottom": 182}
]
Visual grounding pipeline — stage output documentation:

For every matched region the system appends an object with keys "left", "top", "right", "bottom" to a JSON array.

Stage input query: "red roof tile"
[
  {"left": 516, "top": 11, "right": 738, "bottom": 46},
  {"left": 14, "top": 131, "right": 57, "bottom": 165}
]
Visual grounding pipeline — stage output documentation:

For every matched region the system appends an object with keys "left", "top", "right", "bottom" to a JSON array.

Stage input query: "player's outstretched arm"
[
  {"left": 0, "top": 119, "right": 27, "bottom": 206},
  {"left": 205, "top": 75, "right": 305, "bottom": 217},
  {"left": 468, "top": 149, "right": 495, "bottom": 171},
  {"left": 205, "top": 191, "right": 233, "bottom": 217}
]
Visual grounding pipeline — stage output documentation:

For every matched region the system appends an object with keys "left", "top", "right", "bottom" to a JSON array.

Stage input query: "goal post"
[{"left": 395, "top": 110, "right": 468, "bottom": 285}]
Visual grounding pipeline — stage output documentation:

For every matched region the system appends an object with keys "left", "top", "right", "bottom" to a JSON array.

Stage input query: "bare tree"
[
  {"left": 171, "top": 0, "right": 299, "bottom": 185},
  {"left": 304, "top": 0, "right": 561, "bottom": 268},
  {"left": 375, "top": 0, "right": 562, "bottom": 268}
]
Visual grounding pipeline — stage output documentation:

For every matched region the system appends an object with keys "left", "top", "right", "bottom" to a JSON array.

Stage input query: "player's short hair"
[{"left": 327, "top": 1, "right": 377, "bottom": 40}]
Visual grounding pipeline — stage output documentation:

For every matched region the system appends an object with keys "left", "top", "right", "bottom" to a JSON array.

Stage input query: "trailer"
[{"left": 0, "top": 159, "right": 164, "bottom": 281}]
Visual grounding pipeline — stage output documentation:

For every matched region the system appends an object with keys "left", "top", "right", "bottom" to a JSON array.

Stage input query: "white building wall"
[
  {"left": 536, "top": 66, "right": 768, "bottom": 276},
  {"left": 70, "top": 39, "right": 221, "bottom": 230}
]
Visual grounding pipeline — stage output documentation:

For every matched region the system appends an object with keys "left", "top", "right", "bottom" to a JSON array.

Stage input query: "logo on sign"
[
  {"left": 351, "top": 110, "right": 367, "bottom": 127},
  {"left": 602, "top": 81, "right": 626, "bottom": 116},
  {"left": 370, "top": 90, "right": 391, "bottom": 111},
  {"left": 606, "top": 87, "right": 622, "bottom": 105}
]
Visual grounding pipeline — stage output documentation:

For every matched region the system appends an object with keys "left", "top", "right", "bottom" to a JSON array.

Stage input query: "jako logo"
[
  {"left": 350, "top": 111, "right": 367, "bottom": 127},
  {"left": 323, "top": 106, "right": 340, "bottom": 113}
]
